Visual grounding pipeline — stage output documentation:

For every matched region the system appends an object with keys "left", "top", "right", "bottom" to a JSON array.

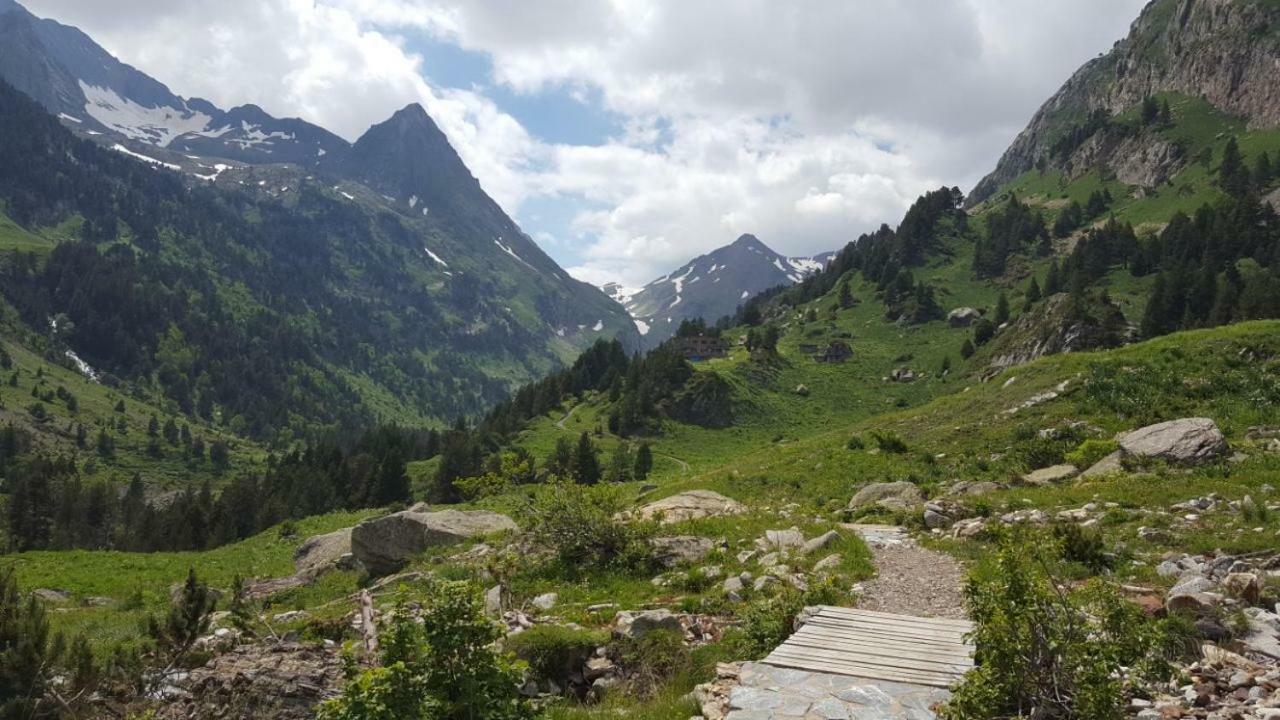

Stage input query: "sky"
[{"left": 23, "top": 0, "right": 1148, "bottom": 288}]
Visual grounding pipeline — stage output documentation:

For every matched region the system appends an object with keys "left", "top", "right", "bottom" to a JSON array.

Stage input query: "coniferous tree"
[
  {"left": 1219, "top": 137, "right": 1249, "bottom": 197},
  {"left": 837, "top": 277, "right": 855, "bottom": 309},
  {"left": 1045, "top": 260, "right": 1063, "bottom": 295},
  {"left": 546, "top": 436, "right": 574, "bottom": 479},
  {"left": 1159, "top": 98, "right": 1172, "bottom": 126},
  {"left": 633, "top": 443, "right": 653, "bottom": 481},
  {"left": 605, "top": 443, "right": 633, "bottom": 483},
  {"left": 1023, "top": 277, "right": 1042, "bottom": 311},
  {"left": 995, "top": 293, "right": 1010, "bottom": 326},
  {"left": 148, "top": 568, "right": 216, "bottom": 671},
  {"left": 960, "top": 338, "right": 975, "bottom": 359},
  {"left": 1140, "top": 96, "right": 1159, "bottom": 126},
  {"left": 572, "top": 432, "right": 601, "bottom": 485}
]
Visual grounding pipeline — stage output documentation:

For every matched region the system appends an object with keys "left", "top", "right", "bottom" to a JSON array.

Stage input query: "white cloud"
[{"left": 22, "top": 0, "right": 1148, "bottom": 286}]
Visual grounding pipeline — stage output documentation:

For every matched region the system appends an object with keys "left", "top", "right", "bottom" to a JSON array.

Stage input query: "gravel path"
[{"left": 851, "top": 529, "right": 968, "bottom": 620}]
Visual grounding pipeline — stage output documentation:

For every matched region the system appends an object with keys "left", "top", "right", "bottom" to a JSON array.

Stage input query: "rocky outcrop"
[
  {"left": 1021, "top": 464, "right": 1080, "bottom": 486},
  {"left": 948, "top": 307, "right": 981, "bottom": 328},
  {"left": 986, "top": 293, "right": 1130, "bottom": 376},
  {"left": 847, "top": 481, "right": 923, "bottom": 512},
  {"left": 612, "top": 609, "right": 685, "bottom": 639},
  {"left": 351, "top": 505, "right": 517, "bottom": 575},
  {"left": 1119, "top": 417, "right": 1228, "bottom": 465},
  {"left": 971, "top": 0, "right": 1280, "bottom": 206},
  {"left": 156, "top": 641, "right": 345, "bottom": 720},
  {"left": 632, "top": 490, "right": 746, "bottom": 524}
]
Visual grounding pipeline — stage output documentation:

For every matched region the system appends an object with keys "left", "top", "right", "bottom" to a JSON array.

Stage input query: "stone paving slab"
[{"left": 726, "top": 662, "right": 949, "bottom": 719}]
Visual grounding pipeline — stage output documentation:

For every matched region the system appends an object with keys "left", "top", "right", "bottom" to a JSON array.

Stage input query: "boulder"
[
  {"left": 351, "top": 506, "right": 517, "bottom": 575},
  {"left": 613, "top": 610, "right": 683, "bottom": 640},
  {"left": 847, "top": 481, "right": 923, "bottom": 512},
  {"left": 948, "top": 307, "right": 981, "bottom": 328},
  {"left": 947, "top": 480, "right": 1004, "bottom": 497},
  {"left": 1021, "top": 464, "right": 1079, "bottom": 486},
  {"left": 1119, "top": 418, "right": 1227, "bottom": 465},
  {"left": 651, "top": 536, "right": 716, "bottom": 568},
  {"left": 634, "top": 490, "right": 746, "bottom": 524},
  {"left": 812, "top": 555, "right": 842, "bottom": 574},
  {"left": 761, "top": 528, "right": 805, "bottom": 551},
  {"left": 923, "top": 505, "right": 952, "bottom": 530},
  {"left": 531, "top": 593, "right": 559, "bottom": 611},
  {"left": 32, "top": 589, "right": 71, "bottom": 604},
  {"left": 1080, "top": 451, "right": 1125, "bottom": 479},
  {"left": 293, "top": 527, "right": 353, "bottom": 578}
]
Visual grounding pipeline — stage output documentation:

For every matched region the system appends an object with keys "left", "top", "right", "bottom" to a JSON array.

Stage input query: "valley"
[{"left": 0, "top": 0, "right": 1279, "bottom": 719}]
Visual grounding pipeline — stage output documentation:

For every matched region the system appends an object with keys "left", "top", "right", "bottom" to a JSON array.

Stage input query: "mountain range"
[
  {"left": 605, "top": 234, "right": 828, "bottom": 345},
  {"left": 0, "top": 0, "right": 636, "bottom": 435}
]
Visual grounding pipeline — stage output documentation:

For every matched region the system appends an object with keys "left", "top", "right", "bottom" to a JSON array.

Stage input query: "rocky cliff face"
[
  {"left": 970, "top": 0, "right": 1280, "bottom": 205},
  {"left": 985, "top": 294, "right": 1133, "bottom": 378}
]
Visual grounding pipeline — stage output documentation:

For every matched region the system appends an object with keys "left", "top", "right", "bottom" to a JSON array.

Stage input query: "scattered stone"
[
  {"left": 801, "top": 530, "right": 841, "bottom": 555},
  {"left": 632, "top": 490, "right": 747, "bottom": 524},
  {"left": 761, "top": 528, "right": 806, "bottom": 551},
  {"left": 531, "top": 593, "right": 558, "bottom": 611},
  {"left": 1021, "top": 463, "right": 1079, "bottom": 485},
  {"left": 612, "top": 609, "right": 683, "bottom": 640},
  {"left": 947, "top": 480, "right": 1004, "bottom": 497},
  {"left": 1119, "top": 418, "right": 1228, "bottom": 465},
  {"left": 32, "top": 589, "right": 71, "bottom": 603},
  {"left": 812, "top": 555, "right": 842, "bottom": 574},
  {"left": 155, "top": 641, "right": 345, "bottom": 720},
  {"left": 651, "top": 536, "right": 716, "bottom": 568},
  {"left": 351, "top": 506, "right": 517, "bottom": 575}
]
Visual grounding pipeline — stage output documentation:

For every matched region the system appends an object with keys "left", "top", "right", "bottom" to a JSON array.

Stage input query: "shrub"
[
  {"left": 869, "top": 431, "right": 908, "bottom": 454},
  {"left": 613, "top": 629, "right": 691, "bottom": 699},
  {"left": 520, "top": 483, "right": 656, "bottom": 576},
  {"left": 1065, "top": 439, "right": 1118, "bottom": 470},
  {"left": 504, "top": 625, "right": 605, "bottom": 688},
  {"left": 318, "top": 580, "right": 531, "bottom": 720},
  {"left": 731, "top": 579, "right": 842, "bottom": 659},
  {"left": 845, "top": 435, "right": 865, "bottom": 451},
  {"left": 1052, "top": 523, "right": 1114, "bottom": 572},
  {"left": 940, "top": 527, "right": 1192, "bottom": 720}
]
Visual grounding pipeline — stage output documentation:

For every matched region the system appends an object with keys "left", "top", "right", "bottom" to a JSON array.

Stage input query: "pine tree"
[
  {"left": 148, "top": 568, "right": 216, "bottom": 671},
  {"left": 572, "top": 432, "right": 601, "bottom": 485},
  {"left": 1140, "top": 96, "right": 1159, "bottom": 126},
  {"left": 147, "top": 414, "right": 159, "bottom": 437},
  {"left": 1159, "top": 99, "right": 1172, "bottom": 126},
  {"left": 633, "top": 443, "right": 653, "bottom": 481},
  {"left": 994, "top": 293, "right": 1010, "bottom": 326},
  {"left": 838, "top": 277, "right": 854, "bottom": 309},
  {"left": 1254, "top": 152, "right": 1275, "bottom": 193},
  {"left": 1219, "top": 137, "right": 1249, "bottom": 197},
  {"left": 960, "top": 338, "right": 975, "bottom": 359},
  {"left": 1141, "top": 273, "right": 1171, "bottom": 338},
  {"left": 605, "top": 443, "right": 632, "bottom": 483},
  {"left": 1045, "top": 260, "right": 1063, "bottom": 295},
  {"left": 0, "top": 568, "right": 65, "bottom": 717},
  {"left": 546, "top": 436, "right": 574, "bottom": 478},
  {"left": 1023, "top": 277, "right": 1042, "bottom": 311}
]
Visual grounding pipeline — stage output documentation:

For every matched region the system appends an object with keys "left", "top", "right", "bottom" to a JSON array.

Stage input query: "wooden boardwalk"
[{"left": 762, "top": 606, "right": 975, "bottom": 689}]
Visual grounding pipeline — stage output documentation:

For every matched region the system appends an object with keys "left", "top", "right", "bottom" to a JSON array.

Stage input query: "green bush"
[
  {"left": 940, "top": 527, "right": 1192, "bottom": 720},
  {"left": 1065, "top": 439, "right": 1119, "bottom": 470},
  {"left": 613, "top": 629, "right": 691, "bottom": 699},
  {"left": 869, "top": 431, "right": 908, "bottom": 454},
  {"left": 1052, "top": 523, "right": 1114, "bottom": 572},
  {"left": 520, "top": 483, "right": 656, "bottom": 576},
  {"left": 731, "top": 579, "right": 841, "bottom": 659},
  {"left": 504, "top": 625, "right": 606, "bottom": 687},
  {"left": 317, "top": 579, "right": 531, "bottom": 720}
]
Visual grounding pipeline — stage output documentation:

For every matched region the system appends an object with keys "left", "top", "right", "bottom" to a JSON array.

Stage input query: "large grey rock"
[
  {"left": 948, "top": 307, "right": 981, "bottom": 328},
  {"left": 634, "top": 490, "right": 746, "bottom": 524},
  {"left": 293, "top": 527, "right": 353, "bottom": 578},
  {"left": 651, "top": 536, "right": 716, "bottom": 568},
  {"left": 613, "top": 609, "right": 683, "bottom": 639},
  {"left": 351, "top": 506, "right": 517, "bottom": 575},
  {"left": 1119, "top": 418, "right": 1227, "bottom": 465},
  {"left": 801, "top": 530, "right": 841, "bottom": 555},
  {"left": 847, "top": 481, "right": 923, "bottom": 512}
]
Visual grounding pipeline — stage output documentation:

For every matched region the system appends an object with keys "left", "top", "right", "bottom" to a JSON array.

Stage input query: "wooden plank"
[
  {"left": 816, "top": 605, "right": 973, "bottom": 628},
  {"left": 764, "top": 650, "right": 961, "bottom": 688},
  {"left": 796, "top": 623, "right": 973, "bottom": 652},
  {"left": 779, "top": 638, "right": 972, "bottom": 674},
  {"left": 788, "top": 629, "right": 974, "bottom": 664},
  {"left": 770, "top": 644, "right": 970, "bottom": 677},
  {"left": 803, "top": 617, "right": 969, "bottom": 644},
  {"left": 763, "top": 606, "right": 975, "bottom": 688},
  {"left": 815, "top": 606, "right": 973, "bottom": 632}
]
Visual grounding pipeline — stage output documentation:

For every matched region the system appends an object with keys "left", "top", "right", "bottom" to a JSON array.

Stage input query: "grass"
[{"left": 5, "top": 510, "right": 378, "bottom": 649}]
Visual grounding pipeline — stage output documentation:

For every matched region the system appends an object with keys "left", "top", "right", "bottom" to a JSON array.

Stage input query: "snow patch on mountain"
[
  {"left": 110, "top": 143, "right": 180, "bottom": 171},
  {"left": 82, "top": 82, "right": 212, "bottom": 148}
]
